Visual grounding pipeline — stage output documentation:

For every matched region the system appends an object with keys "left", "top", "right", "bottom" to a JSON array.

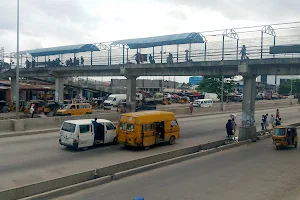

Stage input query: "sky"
[{"left": 0, "top": 0, "right": 299, "bottom": 83}]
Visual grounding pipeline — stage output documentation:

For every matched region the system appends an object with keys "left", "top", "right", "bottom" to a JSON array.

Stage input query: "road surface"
[
  {"left": 55, "top": 138, "right": 300, "bottom": 200},
  {"left": 0, "top": 106, "right": 299, "bottom": 191}
]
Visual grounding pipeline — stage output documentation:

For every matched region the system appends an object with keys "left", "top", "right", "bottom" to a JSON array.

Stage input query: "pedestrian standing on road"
[
  {"left": 30, "top": 105, "right": 34, "bottom": 118},
  {"left": 230, "top": 114, "right": 237, "bottom": 137},
  {"left": 261, "top": 115, "right": 265, "bottom": 130},
  {"left": 97, "top": 100, "right": 101, "bottom": 110},
  {"left": 226, "top": 119, "right": 234, "bottom": 140},
  {"left": 264, "top": 113, "right": 269, "bottom": 129},
  {"left": 189, "top": 102, "right": 193, "bottom": 115},
  {"left": 275, "top": 118, "right": 282, "bottom": 126},
  {"left": 276, "top": 109, "right": 280, "bottom": 119}
]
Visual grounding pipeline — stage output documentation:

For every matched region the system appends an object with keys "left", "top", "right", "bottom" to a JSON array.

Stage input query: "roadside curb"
[{"left": 20, "top": 137, "right": 269, "bottom": 200}]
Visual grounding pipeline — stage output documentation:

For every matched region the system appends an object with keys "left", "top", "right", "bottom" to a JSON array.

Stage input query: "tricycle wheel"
[
  {"left": 276, "top": 146, "right": 280, "bottom": 150},
  {"left": 169, "top": 136, "right": 176, "bottom": 145}
]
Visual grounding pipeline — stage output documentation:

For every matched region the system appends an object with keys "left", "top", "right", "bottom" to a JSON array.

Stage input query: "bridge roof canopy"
[
  {"left": 111, "top": 32, "right": 205, "bottom": 49},
  {"left": 20, "top": 44, "right": 100, "bottom": 57}
]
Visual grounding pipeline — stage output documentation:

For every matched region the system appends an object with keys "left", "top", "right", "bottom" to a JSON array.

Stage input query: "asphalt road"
[
  {"left": 55, "top": 138, "right": 300, "bottom": 200},
  {"left": 0, "top": 106, "right": 299, "bottom": 191}
]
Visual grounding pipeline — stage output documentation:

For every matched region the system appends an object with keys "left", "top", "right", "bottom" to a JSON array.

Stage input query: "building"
[
  {"left": 0, "top": 80, "right": 55, "bottom": 102},
  {"left": 257, "top": 75, "right": 297, "bottom": 86},
  {"left": 234, "top": 80, "right": 276, "bottom": 93},
  {"left": 110, "top": 79, "right": 180, "bottom": 92},
  {"left": 189, "top": 76, "right": 203, "bottom": 86}
]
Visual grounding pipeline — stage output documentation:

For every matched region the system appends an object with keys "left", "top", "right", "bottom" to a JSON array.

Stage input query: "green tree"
[
  {"left": 278, "top": 79, "right": 300, "bottom": 95},
  {"left": 196, "top": 76, "right": 235, "bottom": 98}
]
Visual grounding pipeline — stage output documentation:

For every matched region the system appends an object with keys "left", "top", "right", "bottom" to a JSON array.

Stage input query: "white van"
[
  {"left": 104, "top": 94, "right": 126, "bottom": 109},
  {"left": 204, "top": 93, "right": 220, "bottom": 102},
  {"left": 59, "top": 119, "right": 117, "bottom": 150},
  {"left": 193, "top": 99, "right": 213, "bottom": 108}
]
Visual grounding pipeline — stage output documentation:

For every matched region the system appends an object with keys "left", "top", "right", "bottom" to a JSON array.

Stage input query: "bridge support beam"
[
  {"left": 126, "top": 76, "right": 137, "bottom": 112},
  {"left": 10, "top": 77, "right": 16, "bottom": 103},
  {"left": 238, "top": 62, "right": 257, "bottom": 141},
  {"left": 55, "top": 77, "right": 64, "bottom": 104}
]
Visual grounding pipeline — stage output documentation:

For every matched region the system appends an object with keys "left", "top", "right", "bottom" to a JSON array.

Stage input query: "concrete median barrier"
[
  {"left": 0, "top": 170, "right": 96, "bottom": 200},
  {"left": 0, "top": 113, "right": 121, "bottom": 133}
]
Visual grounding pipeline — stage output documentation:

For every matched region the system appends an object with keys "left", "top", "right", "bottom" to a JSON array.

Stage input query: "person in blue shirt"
[{"left": 91, "top": 118, "right": 98, "bottom": 135}]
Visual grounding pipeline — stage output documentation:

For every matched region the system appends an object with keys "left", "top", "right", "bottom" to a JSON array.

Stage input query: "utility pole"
[
  {"left": 15, "top": 0, "right": 20, "bottom": 119},
  {"left": 290, "top": 76, "right": 293, "bottom": 105},
  {"left": 221, "top": 76, "right": 224, "bottom": 111}
]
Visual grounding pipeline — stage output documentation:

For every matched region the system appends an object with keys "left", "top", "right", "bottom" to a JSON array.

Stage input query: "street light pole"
[
  {"left": 15, "top": 0, "right": 20, "bottom": 119},
  {"left": 221, "top": 76, "right": 224, "bottom": 111},
  {"left": 290, "top": 76, "right": 293, "bottom": 105}
]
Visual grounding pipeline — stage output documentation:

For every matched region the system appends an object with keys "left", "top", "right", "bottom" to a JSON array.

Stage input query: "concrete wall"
[
  {"left": 0, "top": 113, "right": 121, "bottom": 133},
  {"left": 0, "top": 120, "right": 13, "bottom": 133}
]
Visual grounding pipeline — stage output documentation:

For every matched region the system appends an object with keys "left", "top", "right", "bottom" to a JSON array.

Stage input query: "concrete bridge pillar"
[
  {"left": 55, "top": 77, "right": 64, "bottom": 104},
  {"left": 126, "top": 76, "right": 137, "bottom": 112},
  {"left": 10, "top": 77, "right": 16, "bottom": 103},
  {"left": 238, "top": 62, "right": 257, "bottom": 141},
  {"left": 76, "top": 88, "right": 83, "bottom": 99}
]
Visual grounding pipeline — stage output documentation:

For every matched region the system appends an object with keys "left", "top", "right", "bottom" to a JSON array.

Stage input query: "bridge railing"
[{"left": 4, "top": 28, "right": 300, "bottom": 70}]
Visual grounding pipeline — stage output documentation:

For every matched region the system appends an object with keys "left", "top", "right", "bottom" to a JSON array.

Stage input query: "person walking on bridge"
[{"left": 240, "top": 45, "right": 249, "bottom": 60}]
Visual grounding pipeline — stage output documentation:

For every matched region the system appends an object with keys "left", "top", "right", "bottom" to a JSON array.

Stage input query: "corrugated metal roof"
[
  {"left": 20, "top": 84, "right": 55, "bottom": 90},
  {"left": 111, "top": 32, "right": 205, "bottom": 49},
  {"left": 20, "top": 44, "right": 100, "bottom": 57}
]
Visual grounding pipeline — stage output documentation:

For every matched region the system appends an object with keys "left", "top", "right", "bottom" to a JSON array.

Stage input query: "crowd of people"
[
  {"left": 261, "top": 109, "right": 282, "bottom": 130},
  {"left": 133, "top": 50, "right": 192, "bottom": 65},
  {"left": 225, "top": 109, "right": 283, "bottom": 140},
  {"left": 24, "top": 56, "right": 84, "bottom": 68}
]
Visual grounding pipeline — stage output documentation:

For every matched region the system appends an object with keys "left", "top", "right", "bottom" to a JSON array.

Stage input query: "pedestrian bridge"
[{"left": 2, "top": 23, "right": 300, "bottom": 142}]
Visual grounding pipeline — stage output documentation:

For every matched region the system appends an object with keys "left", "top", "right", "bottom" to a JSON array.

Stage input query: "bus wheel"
[
  {"left": 113, "top": 137, "right": 118, "bottom": 145},
  {"left": 80, "top": 147, "right": 89, "bottom": 151},
  {"left": 143, "top": 146, "right": 150, "bottom": 150},
  {"left": 169, "top": 136, "right": 176, "bottom": 145}
]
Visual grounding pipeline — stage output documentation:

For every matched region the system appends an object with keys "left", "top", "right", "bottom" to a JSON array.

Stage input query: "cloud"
[
  {"left": 161, "top": 0, "right": 300, "bottom": 21},
  {"left": 167, "top": 10, "right": 187, "bottom": 21},
  {"left": 0, "top": 0, "right": 104, "bottom": 51}
]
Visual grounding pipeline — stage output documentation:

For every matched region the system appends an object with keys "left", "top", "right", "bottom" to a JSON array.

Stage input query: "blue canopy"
[
  {"left": 20, "top": 44, "right": 100, "bottom": 57},
  {"left": 111, "top": 32, "right": 205, "bottom": 49}
]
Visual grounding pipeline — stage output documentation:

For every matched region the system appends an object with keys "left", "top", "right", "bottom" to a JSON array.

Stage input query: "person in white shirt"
[{"left": 30, "top": 106, "right": 34, "bottom": 118}]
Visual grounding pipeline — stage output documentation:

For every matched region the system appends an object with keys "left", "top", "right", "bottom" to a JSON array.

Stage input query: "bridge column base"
[
  {"left": 239, "top": 62, "right": 257, "bottom": 141},
  {"left": 55, "top": 77, "right": 64, "bottom": 104},
  {"left": 126, "top": 76, "right": 137, "bottom": 112},
  {"left": 239, "top": 126, "right": 257, "bottom": 141}
]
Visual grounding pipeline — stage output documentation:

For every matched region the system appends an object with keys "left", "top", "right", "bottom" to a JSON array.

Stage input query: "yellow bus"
[
  {"left": 56, "top": 103, "right": 92, "bottom": 116},
  {"left": 117, "top": 111, "right": 180, "bottom": 150}
]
